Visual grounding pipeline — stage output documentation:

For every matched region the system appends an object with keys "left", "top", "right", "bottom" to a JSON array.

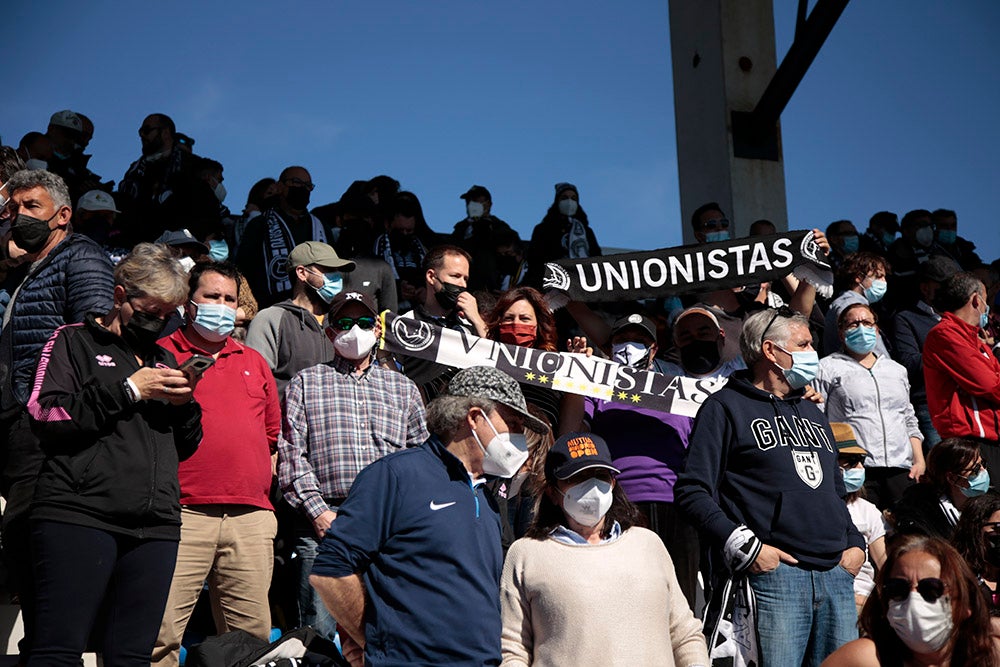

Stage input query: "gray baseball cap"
[{"left": 445, "top": 366, "right": 548, "bottom": 434}]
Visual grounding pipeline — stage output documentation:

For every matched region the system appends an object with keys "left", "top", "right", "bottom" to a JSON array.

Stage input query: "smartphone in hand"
[{"left": 178, "top": 354, "right": 215, "bottom": 376}]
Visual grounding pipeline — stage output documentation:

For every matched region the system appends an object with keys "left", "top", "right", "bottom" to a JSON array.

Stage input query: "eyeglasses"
[
  {"left": 842, "top": 319, "right": 876, "bottom": 330},
  {"left": 839, "top": 455, "right": 866, "bottom": 469},
  {"left": 138, "top": 126, "right": 163, "bottom": 136},
  {"left": 760, "top": 306, "right": 796, "bottom": 346},
  {"left": 283, "top": 177, "right": 315, "bottom": 191},
  {"left": 883, "top": 577, "right": 947, "bottom": 604},
  {"left": 699, "top": 217, "right": 730, "bottom": 231},
  {"left": 960, "top": 461, "right": 984, "bottom": 478},
  {"left": 330, "top": 316, "right": 376, "bottom": 332}
]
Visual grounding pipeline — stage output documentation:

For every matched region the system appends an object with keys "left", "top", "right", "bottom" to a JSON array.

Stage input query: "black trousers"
[{"left": 635, "top": 501, "right": 700, "bottom": 612}]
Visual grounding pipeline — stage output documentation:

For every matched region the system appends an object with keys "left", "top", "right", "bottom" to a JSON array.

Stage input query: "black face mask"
[
  {"left": 434, "top": 281, "right": 464, "bottom": 311},
  {"left": 11, "top": 212, "right": 57, "bottom": 253},
  {"left": 284, "top": 186, "right": 311, "bottom": 211},
  {"left": 389, "top": 231, "right": 413, "bottom": 251},
  {"left": 122, "top": 307, "right": 169, "bottom": 351},
  {"left": 679, "top": 339, "right": 722, "bottom": 375},
  {"left": 735, "top": 283, "right": 762, "bottom": 308},
  {"left": 986, "top": 533, "right": 1000, "bottom": 569}
]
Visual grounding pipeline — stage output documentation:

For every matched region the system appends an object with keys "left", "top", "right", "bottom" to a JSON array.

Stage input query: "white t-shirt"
[{"left": 848, "top": 497, "right": 887, "bottom": 598}]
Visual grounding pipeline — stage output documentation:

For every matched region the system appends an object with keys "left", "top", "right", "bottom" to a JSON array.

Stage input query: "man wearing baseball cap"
[
  {"left": 278, "top": 289, "right": 428, "bottom": 641},
  {"left": 311, "top": 366, "right": 546, "bottom": 666},
  {"left": 76, "top": 189, "right": 129, "bottom": 264},
  {"left": 245, "top": 241, "right": 354, "bottom": 394},
  {"left": 450, "top": 184, "right": 514, "bottom": 291}
]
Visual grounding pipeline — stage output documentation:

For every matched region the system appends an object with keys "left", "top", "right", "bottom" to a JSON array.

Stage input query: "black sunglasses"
[
  {"left": 883, "top": 577, "right": 947, "bottom": 603},
  {"left": 331, "top": 316, "right": 376, "bottom": 332},
  {"left": 760, "top": 306, "right": 796, "bottom": 346}
]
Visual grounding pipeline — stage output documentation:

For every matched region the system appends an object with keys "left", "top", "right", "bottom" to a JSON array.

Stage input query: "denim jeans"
[
  {"left": 748, "top": 562, "right": 857, "bottom": 667},
  {"left": 295, "top": 533, "right": 338, "bottom": 642}
]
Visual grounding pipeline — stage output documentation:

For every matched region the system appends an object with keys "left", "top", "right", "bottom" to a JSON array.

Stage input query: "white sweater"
[{"left": 500, "top": 527, "right": 709, "bottom": 667}]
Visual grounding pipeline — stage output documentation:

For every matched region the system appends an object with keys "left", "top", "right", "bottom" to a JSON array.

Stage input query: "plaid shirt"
[{"left": 278, "top": 357, "right": 429, "bottom": 520}]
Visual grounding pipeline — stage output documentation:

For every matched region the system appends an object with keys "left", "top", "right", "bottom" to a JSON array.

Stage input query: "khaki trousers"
[{"left": 152, "top": 505, "right": 277, "bottom": 666}]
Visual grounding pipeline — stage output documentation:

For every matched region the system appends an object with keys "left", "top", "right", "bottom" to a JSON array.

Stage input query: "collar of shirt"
[
  {"left": 916, "top": 300, "right": 941, "bottom": 320},
  {"left": 549, "top": 520, "right": 622, "bottom": 546},
  {"left": 331, "top": 354, "right": 373, "bottom": 378},
  {"left": 172, "top": 327, "right": 241, "bottom": 358}
]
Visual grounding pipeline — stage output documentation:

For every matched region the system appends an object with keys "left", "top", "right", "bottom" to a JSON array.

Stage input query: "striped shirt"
[{"left": 277, "top": 357, "right": 429, "bottom": 520}]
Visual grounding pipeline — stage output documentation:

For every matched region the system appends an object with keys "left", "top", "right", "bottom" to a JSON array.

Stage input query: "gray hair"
[
  {"left": 114, "top": 243, "right": 189, "bottom": 306},
  {"left": 426, "top": 394, "right": 497, "bottom": 441},
  {"left": 741, "top": 308, "right": 811, "bottom": 366},
  {"left": 6, "top": 169, "right": 71, "bottom": 211}
]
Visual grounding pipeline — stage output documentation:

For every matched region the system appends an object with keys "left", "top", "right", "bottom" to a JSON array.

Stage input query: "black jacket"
[{"left": 28, "top": 315, "right": 202, "bottom": 540}]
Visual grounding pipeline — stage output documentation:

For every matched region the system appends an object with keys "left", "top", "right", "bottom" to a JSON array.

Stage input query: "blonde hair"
[{"left": 114, "top": 243, "right": 188, "bottom": 306}]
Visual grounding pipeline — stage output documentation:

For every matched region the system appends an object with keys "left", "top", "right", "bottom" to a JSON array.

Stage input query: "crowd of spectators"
[{"left": 1, "top": 109, "right": 999, "bottom": 665}]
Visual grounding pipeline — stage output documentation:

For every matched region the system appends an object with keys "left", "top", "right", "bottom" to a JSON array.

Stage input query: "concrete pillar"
[{"left": 669, "top": 0, "right": 789, "bottom": 243}]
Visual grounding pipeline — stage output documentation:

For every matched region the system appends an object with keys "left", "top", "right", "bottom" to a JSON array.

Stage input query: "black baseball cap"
[{"left": 545, "top": 432, "right": 620, "bottom": 482}]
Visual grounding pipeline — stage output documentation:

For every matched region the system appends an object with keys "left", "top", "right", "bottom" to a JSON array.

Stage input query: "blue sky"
[{"left": 5, "top": 1, "right": 998, "bottom": 262}]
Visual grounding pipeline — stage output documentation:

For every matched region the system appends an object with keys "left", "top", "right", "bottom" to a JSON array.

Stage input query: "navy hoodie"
[{"left": 675, "top": 370, "right": 864, "bottom": 570}]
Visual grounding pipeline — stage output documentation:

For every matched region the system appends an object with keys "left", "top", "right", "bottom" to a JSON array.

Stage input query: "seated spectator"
[
  {"left": 500, "top": 432, "right": 709, "bottom": 666},
  {"left": 887, "top": 209, "right": 942, "bottom": 308},
  {"left": 823, "top": 251, "right": 891, "bottom": 357},
  {"left": 373, "top": 192, "right": 429, "bottom": 311},
  {"left": 826, "top": 219, "right": 860, "bottom": 274},
  {"left": 16, "top": 131, "right": 53, "bottom": 171},
  {"left": 891, "top": 438, "right": 988, "bottom": 540},
  {"left": 815, "top": 303, "right": 924, "bottom": 510},
  {"left": 932, "top": 208, "right": 982, "bottom": 271},
  {"left": 495, "top": 228, "right": 529, "bottom": 292},
  {"left": 832, "top": 422, "right": 888, "bottom": 615},
  {"left": 450, "top": 184, "right": 514, "bottom": 292},
  {"left": 231, "top": 177, "right": 276, "bottom": 249},
  {"left": 923, "top": 272, "right": 1000, "bottom": 477},
  {"left": 822, "top": 534, "right": 1000, "bottom": 666},
  {"left": 75, "top": 189, "right": 130, "bottom": 265},
  {"left": 525, "top": 182, "right": 601, "bottom": 287},
  {"left": 952, "top": 491, "right": 1000, "bottom": 617},
  {"left": 658, "top": 306, "right": 746, "bottom": 379},
  {"left": 889, "top": 255, "right": 961, "bottom": 450},
  {"left": 858, "top": 210, "right": 899, "bottom": 258}
]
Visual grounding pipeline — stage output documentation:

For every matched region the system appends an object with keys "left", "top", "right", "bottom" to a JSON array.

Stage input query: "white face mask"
[
  {"left": 560, "top": 477, "right": 614, "bottom": 527},
  {"left": 466, "top": 201, "right": 485, "bottom": 219},
  {"left": 558, "top": 198, "right": 578, "bottom": 217},
  {"left": 333, "top": 324, "right": 378, "bottom": 360},
  {"left": 472, "top": 412, "right": 529, "bottom": 478},
  {"left": 213, "top": 181, "right": 227, "bottom": 204},
  {"left": 887, "top": 592, "right": 953, "bottom": 654},
  {"left": 178, "top": 256, "right": 196, "bottom": 273},
  {"left": 612, "top": 341, "right": 649, "bottom": 367}
]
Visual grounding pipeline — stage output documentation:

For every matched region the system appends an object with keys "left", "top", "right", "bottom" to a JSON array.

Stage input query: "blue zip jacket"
[{"left": 313, "top": 436, "right": 502, "bottom": 666}]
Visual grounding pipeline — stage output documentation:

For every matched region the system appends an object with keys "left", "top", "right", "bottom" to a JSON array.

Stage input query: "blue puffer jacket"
[{"left": 0, "top": 233, "right": 114, "bottom": 413}]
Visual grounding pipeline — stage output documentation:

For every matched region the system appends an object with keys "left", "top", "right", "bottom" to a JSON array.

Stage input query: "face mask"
[
  {"left": 190, "top": 301, "right": 236, "bottom": 342},
  {"left": 845, "top": 325, "right": 878, "bottom": 354},
  {"left": 123, "top": 307, "right": 169, "bottom": 350},
  {"left": 735, "top": 283, "right": 762, "bottom": 308},
  {"left": 679, "top": 339, "right": 722, "bottom": 375},
  {"left": 285, "top": 185, "right": 311, "bottom": 210},
  {"left": 310, "top": 271, "right": 343, "bottom": 304},
  {"left": 11, "top": 212, "right": 58, "bottom": 253},
  {"left": 887, "top": 592, "right": 953, "bottom": 654},
  {"left": 499, "top": 322, "right": 537, "bottom": 347},
  {"left": 207, "top": 239, "right": 229, "bottom": 262},
  {"left": 961, "top": 468, "right": 990, "bottom": 498},
  {"left": 864, "top": 278, "right": 887, "bottom": 304},
  {"left": 558, "top": 199, "right": 578, "bottom": 217},
  {"left": 330, "top": 226, "right": 342, "bottom": 245},
  {"left": 842, "top": 235, "right": 859, "bottom": 254},
  {"left": 560, "top": 477, "right": 614, "bottom": 528},
  {"left": 881, "top": 231, "right": 896, "bottom": 247},
  {"left": 178, "top": 256, "right": 196, "bottom": 273},
  {"left": 980, "top": 304, "right": 991, "bottom": 330},
  {"left": 213, "top": 181, "right": 227, "bottom": 204},
  {"left": 333, "top": 324, "right": 378, "bottom": 361},
  {"left": 612, "top": 341, "right": 650, "bottom": 368},
  {"left": 472, "top": 412, "right": 529, "bottom": 478},
  {"left": 774, "top": 345, "right": 820, "bottom": 389},
  {"left": 466, "top": 201, "right": 485, "bottom": 219},
  {"left": 434, "top": 280, "right": 464, "bottom": 311},
  {"left": 25, "top": 158, "right": 48, "bottom": 171},
  {"left": 508, "top": 471, "right": 529, "bottom": 497},
  {"left": 937, "top": 229, "right": 956, "bottom": 245},
  {"left": 915, "top": 226, "right": 934, "bottom": 248},
  {"left": 705, "top": 230, "right": 730, "bottom": 243},
  {"left": 842, "top": 467, "right": 866, "bottom": 493}
]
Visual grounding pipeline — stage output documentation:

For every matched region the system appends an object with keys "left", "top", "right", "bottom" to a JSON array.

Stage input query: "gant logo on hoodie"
[{"left": 750, "top": 415, "right": 832, "bottom": 489}]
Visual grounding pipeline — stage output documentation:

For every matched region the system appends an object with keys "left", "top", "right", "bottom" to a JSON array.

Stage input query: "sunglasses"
[
  {"left": 331, "top": 316, "right": 376, "bottom": 332},
  {"left": 883, "top": 577, "right": 947, "bottom": 603},
  {"left": 760, "top": 306, "right": 796, "bottom": 346}
]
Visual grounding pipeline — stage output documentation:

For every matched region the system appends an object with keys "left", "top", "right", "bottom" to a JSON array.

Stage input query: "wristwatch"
[{"left": 122, "top": 379, "right": 140, "bottom": 403}]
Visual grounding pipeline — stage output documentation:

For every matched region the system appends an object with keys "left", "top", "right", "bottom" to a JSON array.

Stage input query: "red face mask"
[{"left": 499, "top": 322, "right": 537, "bottom": 347}]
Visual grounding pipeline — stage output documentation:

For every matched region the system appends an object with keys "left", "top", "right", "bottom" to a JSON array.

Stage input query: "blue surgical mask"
[
  {"left": 705, "top": 230, "right": 730, "bottom": 243},
  {"left": 774, "top": 344, "right": 820, "bottom": 389},
  {"left": 208, "top": 239, "right": 229, "bottom": 262},
  {"left": 961, "top": 468, "right": 991, "bottom": 498},
  {"left": 864, "top": 278, "right": 887, "bottom": 304},
  {"left": 310, "top": 270, "right": 343, "bottom": 304},
  {"left": 937, "top": 229, "right": 956, "bottom": 245},
  {"left": 842, "top": 235, "right": 859, "bottom": 254},
  {"left": 842, "top": 467, "right": 866, "bottom": 493},
  {"left": 190, "top": 301, "right": 237, "bottom": 342},
  {"left": 981, "top": 304, "right": 991, "bottom": 330},
  {"left": 881, "top": 231, "right": 896, "bottom": 247},
  {"left": 844, "top": 325, "right": 878, "bottom": 355}
]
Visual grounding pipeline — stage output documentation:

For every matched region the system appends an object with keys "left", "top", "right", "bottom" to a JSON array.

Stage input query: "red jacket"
[{"left": 923, "top": 312, "right": 1000, "bottom": 440}]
